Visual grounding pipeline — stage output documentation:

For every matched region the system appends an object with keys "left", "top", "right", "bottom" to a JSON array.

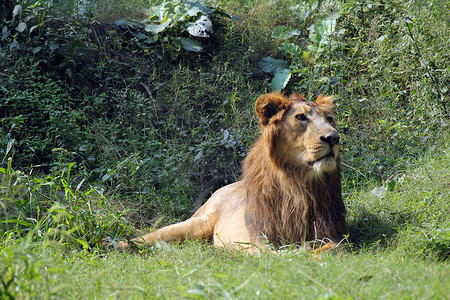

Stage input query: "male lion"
[{"left": 121, "top": 92, "right": 348, "bottom": 254}]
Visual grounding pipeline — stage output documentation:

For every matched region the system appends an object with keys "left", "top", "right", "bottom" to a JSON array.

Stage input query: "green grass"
[
  {"left": 4, "top": 244, "right": 450, "bottom": 299},
  {"left": 347, "top": 146, "right": 449, "bottom": 259}
]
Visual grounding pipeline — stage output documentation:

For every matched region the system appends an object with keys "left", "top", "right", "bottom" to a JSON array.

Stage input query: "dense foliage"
[{"left": 0, "top": 2, "right": 448, "bottom": 296}]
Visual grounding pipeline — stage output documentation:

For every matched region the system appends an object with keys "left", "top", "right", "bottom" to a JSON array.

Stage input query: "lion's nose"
[{"left": 320, "top": 132, "right": 340, "bottom": 146}]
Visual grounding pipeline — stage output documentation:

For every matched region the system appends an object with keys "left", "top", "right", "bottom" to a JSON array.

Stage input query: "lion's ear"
[
  {"left": 255, "top": 92, "right": 292, "bottom": 126},
  {"left": 289, "top": 93, "right": 304, "bottom": 101},
  {"left": 316, "top": 94, "right": 335, "bottom": 111}
]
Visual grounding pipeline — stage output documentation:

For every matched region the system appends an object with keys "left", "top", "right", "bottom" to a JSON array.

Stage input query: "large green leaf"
[
  {"left": 291, "top": 1, "right": 318, "bottom": 19},
  {"left": 16, "top": 22, "right": 27, "bottom": 32},
  {"left": 144, "top": 21, "right": 171, "bottom": 34},
  {"left": 308, "top": 13, "right": 341, "bottom": 55},
  {"left": 180, "top": 37, "right": 203, "bottom": 52},
  {"left": 12, "top": 4, "right": 22, "bottom": 18},
  {"left": 280, "top": 43, "right": 301, "bottom": 57},
  {"left": 185, "top": 1, "right": 212, "bottom": 16},
  {"left": 271, "top": 26, "right": 301, "bottom": 40},
  {"left": 271, "top": 69, "right": 292, "bottom": 91},
  {"left": 291, "top": 3, "right": 309, "bottom": 19},
  {"left": 146, "top": 2, "right": 170, "bottom": 21},
  {"left": 259, "top": 57, "right": 289, "bottom": 75}
]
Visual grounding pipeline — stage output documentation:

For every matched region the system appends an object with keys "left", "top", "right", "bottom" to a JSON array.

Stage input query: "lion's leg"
[
  {"left": 311, "top": 242, "right": 341, "bottom": 259},
  {"left": 131, "top": 213, "right": 216, "bottom": 246},
  {"left": 313, "top": 242, "right": 336, "bottom": 253}
]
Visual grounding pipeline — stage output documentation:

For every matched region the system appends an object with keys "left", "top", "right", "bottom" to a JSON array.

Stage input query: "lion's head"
[
  {"left": 244, "top": 92, "right": 347, "bottom": 247},
  {"left": 254, "top": 92, "right": 340, "bottom": 175}
]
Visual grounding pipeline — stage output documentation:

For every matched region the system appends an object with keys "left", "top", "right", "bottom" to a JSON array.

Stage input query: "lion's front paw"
[
  {"left": 311, "top": 242, "right": 337, "bottom": 259},
  {"left": 117, "top": 240, "right": 131, "bottom": 251},
  {"left": 102, "top": 238, "right": 131, "bottom": 252}
]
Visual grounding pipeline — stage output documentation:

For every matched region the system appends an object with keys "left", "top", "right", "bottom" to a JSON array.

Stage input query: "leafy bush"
[
  {"left": 0, "top": 62, "right": 85, "bottom": 168},
  {"left": 0, "top": 0, "right": 51, "bottom": 51},
  {"left": 115, "top": 0, "right": 238, "bottom": 54}
]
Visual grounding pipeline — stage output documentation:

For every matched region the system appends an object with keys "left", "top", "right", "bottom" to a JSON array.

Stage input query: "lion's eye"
[
  {"left": 296, "top": 114, "right": 307, "bottom": 121},
  {"left": 326, "top": 116, "right": 334, "bottom": 124}
]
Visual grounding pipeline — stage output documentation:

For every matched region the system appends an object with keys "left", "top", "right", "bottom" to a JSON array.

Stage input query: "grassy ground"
[{"left": 6, "top": 244, "right": 450, "bottom": 299}]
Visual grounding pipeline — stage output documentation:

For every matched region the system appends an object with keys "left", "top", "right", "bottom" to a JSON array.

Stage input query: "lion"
[{"left": 120, "top": 92, "right": 348, "bottom": 255}]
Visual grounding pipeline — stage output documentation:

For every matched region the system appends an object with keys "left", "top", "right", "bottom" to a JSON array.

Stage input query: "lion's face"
[
  {"left": 281, "top": 100, "right": 340, "bottom": 174},
  {"left": 255, "top": 93, "right": 340, "bottom": 175}
]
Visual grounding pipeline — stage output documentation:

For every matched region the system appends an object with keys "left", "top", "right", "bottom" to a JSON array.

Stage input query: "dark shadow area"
[{"left": 348, "top": 208, "right": 406, "bottom": 250}]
